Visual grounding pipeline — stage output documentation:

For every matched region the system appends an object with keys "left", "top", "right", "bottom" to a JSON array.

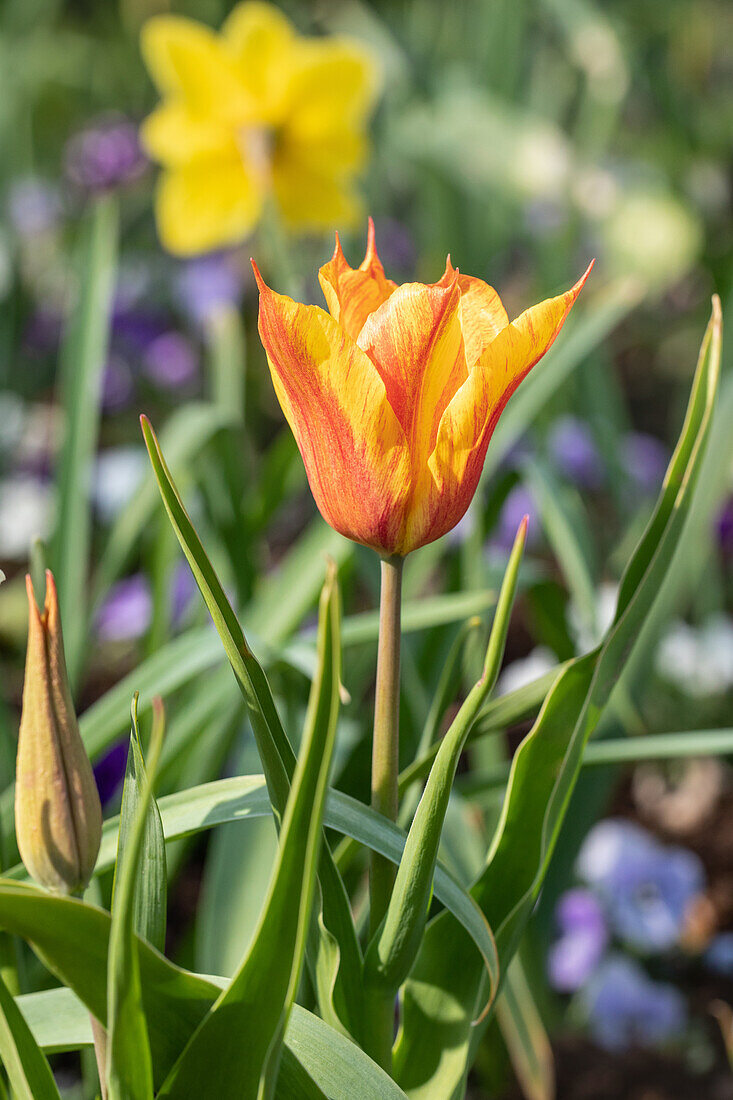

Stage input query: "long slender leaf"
[
  {"left": 394, "top": 298, "right": 723, "bottom": 1099},
  {"left": 496, "top": 956, "right": 554, "bottom": 1100},
  {"left": 51, "top": 196, "right": 118, "bottom": 687},
  {"left": 157, "top": 565, "right": 342, "bottom": 1099},
  {"left": 0, "top": 973, "right": 61, "bottom": 1100},
  {"left": 17, "top": 988, "right": 409, "bottom": 1100},
  {"left": 106, "top": 696, "right": 165, "bottom": 1100}
]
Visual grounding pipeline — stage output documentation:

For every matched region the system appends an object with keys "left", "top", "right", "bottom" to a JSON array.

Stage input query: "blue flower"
[
  {"left": 584, "top": 955, "right": 686, "bottom": 1051},
  {"left": 548, "top": 416, "right": 605, "bottom": 489},
  {"left": 577, "top": 818, "right": 705, "bottom": 952}
]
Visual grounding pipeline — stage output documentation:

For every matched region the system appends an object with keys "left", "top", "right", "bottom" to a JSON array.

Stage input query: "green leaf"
[
  {"left": 394, "top": 297, "right": 723, "bottom": 1099},
  {"left": 18, "top": 988, "right": 409, "bottom": 1100},
  {"left": 50, "top": 196, "right": 118, "bottom": 688},
  {"left": 157, "top": 564, "right": 342, "bottom": 1099},
  {"left": 0, "top": 972, "right": 61, "bottom": 1100},
  {"left": 363, "top": 520, "right": 527, "bottom": 1011},
  {"left": 141, "top": 416, "right": 364, "bottom": 1041},
  {"left": 112, "top": 697, "right": 167, "bottom": 952},
  {"left": 495, "top": 956, "right": 554, "bottom": 1100},
  {"left": 106, "top": 696, "right": 165, "bottom": 1100}
]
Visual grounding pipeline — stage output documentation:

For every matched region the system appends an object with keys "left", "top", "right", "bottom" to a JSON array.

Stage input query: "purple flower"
[
  {"left": 548, "top": 888, "right": 609, "bottom": 992},
  {"left": 548, "top": 416, "right": 605, "bottom": 489},
  {"left": 577, "top": 819, "right": 705, "bottom": 952},
  {"left": 715, "top": 497, "right": 733, "bottom": 557},
  {"left": 490, "top": 485, "right": 539, "bottom": 553},
  {"left": 64, "top": 116, "right": 147, "bottom": 193},
  {"left": 584, "top": 955, "right": 686, "bottom": 1051},
  {"left": 96, "top": 575, "right": 152, "bottom": 642},
  {"left": 622, "top": 432, "right": 669, "bottom": 496},
  {"left": 176, "top": 252, "right": 246, "bottom": 325},
  {"left": 7, "top": 177, "right": 62, "bottom": 237},
  {"left": 371, "top": 218, "right": 417, "bottom": 277},
  {"left": 93, "top": 739, "right": 128, "bottom": 806},
  {"left": 143, "top": 332, "right": 199, "bottom": 390}
]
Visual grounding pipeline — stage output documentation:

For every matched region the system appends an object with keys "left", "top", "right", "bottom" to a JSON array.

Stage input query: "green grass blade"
[
  {"left": 50, "top": 196, "right": 118, "bottom": 688},
  {"left": 0, "top": 973, "right": 61, "bottom": 1100},
  {"left": 105, "top": 696, "right": 165, "bottom": 1100},
  {"left": 112, "top": 696, "right": 167, "bottom": 952},
  {"left": 156, "top": 565, "right": 342, "bottom": 1099},
  {"left": 495, "top": 956, "right": 554, "bottom": 1100}
]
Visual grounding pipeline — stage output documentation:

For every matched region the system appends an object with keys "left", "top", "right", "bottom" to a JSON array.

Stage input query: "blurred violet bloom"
[
  {"left": 715, "top": 496, "right": 733, "bottom": 557},
  {"left": 622, "top": 432, "right": 669, "bottom": 496},
  {"left": 490, "top": 484, "right": 540, "bottom": 554},
  {"left": 93, "top": 739, "right": 128, "bottom": 806},
  {"left": 170, "top": 560, "right": 198, "bottom": 628},
  {"left": 584, "top": 955, "right": 686, "bottom": 1051},
  {"left": 176, "top": 251, "right": 245, "bottom": 325},
  {"left": 577, "top": 819, "right": 705, "bottom": 952},
  {"left": 112, "top": 304, "right": 168, "bottom": 355},
  {"left": 7, "top": 177, "right": 62, "bottom": 237},
  {"left": 548, "top": 416, "right": 605, "bottom": 489},
  {"left": 548, "top": 888, "right": 609, "bottom": 992},
  {"left": 101, "top": 355, "right": 135, "bottom": 413},
  {"left": 143, "top": 331, "right": 199, "bottom": 390},
  {"left": 371, "top": 218, "right": 417, "bottom": 277},
  {"left": 96, "top": 575, "right": 152, "bottom": 642},
  {"left": 64, "top": 116, "right": 147, "bottom": 193},
  {"left": 705, "top": 932, "right": 733, "bottom": 976}
]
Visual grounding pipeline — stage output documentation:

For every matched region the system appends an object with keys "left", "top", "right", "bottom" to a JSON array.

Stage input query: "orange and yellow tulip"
[{"left": 255, "top": 222, "right": 592, "bottom": 557}]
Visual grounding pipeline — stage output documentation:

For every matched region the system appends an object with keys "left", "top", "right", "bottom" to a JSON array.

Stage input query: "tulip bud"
[{"left": 15, "top": 571, "right": 102, "bottom": 894}]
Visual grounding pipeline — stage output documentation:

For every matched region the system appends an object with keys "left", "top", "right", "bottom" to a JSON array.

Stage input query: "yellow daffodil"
[
  {"left": 255, "top": 220, "right": 592, "bottom": 557},
  {"left": 15, "top": 571, "right": 102, "bottom": 895},
  {"left": 140, "top": 1, "right": 377, "bottom": 254}
]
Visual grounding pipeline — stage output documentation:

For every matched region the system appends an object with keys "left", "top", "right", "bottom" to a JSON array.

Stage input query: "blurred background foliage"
[{"left": 0, "top": 0, "right": 732, "bottom": 1097}]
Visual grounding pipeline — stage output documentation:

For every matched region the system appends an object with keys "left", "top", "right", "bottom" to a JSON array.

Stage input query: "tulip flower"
[
  {"left": 15, "top": 571, "right": 102, "bottom": 894},
  {"left": 140, "top": 2, "right": 377, "bottom": 254},
  {"left": 254, "top": 220, "right": 592, "bottom": 557}
]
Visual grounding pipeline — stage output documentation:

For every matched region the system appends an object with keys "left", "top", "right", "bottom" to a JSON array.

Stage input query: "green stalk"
[{"left": 368, "top": 555, "right": 403, "bottom": 1072}]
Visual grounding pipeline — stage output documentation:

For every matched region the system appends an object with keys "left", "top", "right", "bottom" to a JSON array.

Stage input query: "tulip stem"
[{"left": 368, "top": 555, "right": 403, "bottom": 1070}]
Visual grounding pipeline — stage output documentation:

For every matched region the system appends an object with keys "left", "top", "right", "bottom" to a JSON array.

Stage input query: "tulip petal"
[
  {"left": 154, "top": 159, "right": 263, "bottom": 255},
  {"left": 357, "top": 278, "right": 468, "bottom": 463},
  {"left": 319, "top": 220, "right": 397, "bottom": 340},
  {"left": 422, "top": 264, "right": 593, "bottom": 549},
  {"left": 254, "top": 265, "right": 410, "bottom": 553},
  {"left": 436, "top": 258, "right": 509, "bottom": 364},
  {"left": 141, "top": 15, "right": 255, "bottom": 121},
  {"left": 222, "top": 1, "right": 295, "bottom": 123}
]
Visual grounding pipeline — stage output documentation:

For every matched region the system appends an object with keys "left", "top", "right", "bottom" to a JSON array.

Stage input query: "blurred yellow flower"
[{"left": 140, "top": 1, "right": 377, "bottom": 255}]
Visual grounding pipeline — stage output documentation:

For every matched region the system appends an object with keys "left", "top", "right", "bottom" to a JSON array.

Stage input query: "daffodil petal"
[
  {"left": 222, "top": 1, "right": 295, "bottom": 123},
  {"left": 140, "top": 102, "right": 235, "bottom": 166},
  {"left": 141, "top": 15, "right": 254, "bottom": 121},
  {"left": 254, "top": 265, "right": 410, "bottom": 553},
  {"left": 319, "top": 220, "right": 397, "bottom": 340},
  {"left": 154, "top": 159, "right": 263, "bottom": 255},
  {"left": 357, "top": 279, "right": 467, "bottom": 460},
  {"left": 424, "top": 263, "right": 594, "bottom": 546},
  {"left": 286, "top": 39, "right": 378, "bottom": 138},
  {"left": 271, "top": 155, "right": 363, "bottom": 230}
]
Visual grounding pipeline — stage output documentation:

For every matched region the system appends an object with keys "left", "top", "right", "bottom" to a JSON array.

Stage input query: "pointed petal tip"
[{"left": 250, "top": 257, "right": 266, "bottom": 292}]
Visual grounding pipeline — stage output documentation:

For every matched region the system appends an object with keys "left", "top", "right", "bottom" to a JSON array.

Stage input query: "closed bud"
[{"left": 15, "top": 570, "right": 102, "bottom": 894}]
